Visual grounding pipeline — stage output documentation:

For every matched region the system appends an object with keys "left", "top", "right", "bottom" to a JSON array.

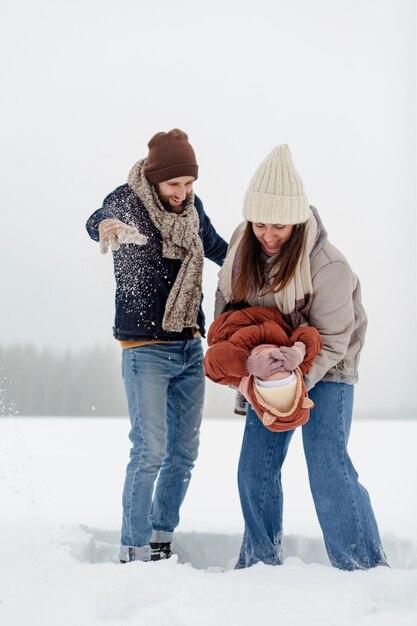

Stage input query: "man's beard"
[{"left": 157, "top": 191, "right": 193, "bottom": 213}]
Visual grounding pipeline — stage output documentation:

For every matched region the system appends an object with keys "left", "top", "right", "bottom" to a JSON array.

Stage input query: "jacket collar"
[{"left": 309, "top": 205, "right": 327, "bottom": 260}]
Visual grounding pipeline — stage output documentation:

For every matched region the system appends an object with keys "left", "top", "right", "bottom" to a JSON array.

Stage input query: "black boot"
[{"left": 150, "top": 542, "right": 173, "bottom": 561}]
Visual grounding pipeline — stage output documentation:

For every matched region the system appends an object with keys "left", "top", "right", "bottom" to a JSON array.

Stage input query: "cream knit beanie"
[{"left": 243, "top": 144, "right": 311, "bottom": 225}]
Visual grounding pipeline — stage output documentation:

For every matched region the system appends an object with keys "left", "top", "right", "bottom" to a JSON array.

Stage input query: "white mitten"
[{"left": 98, "top": 219, "right": 148, "bottom": 254}]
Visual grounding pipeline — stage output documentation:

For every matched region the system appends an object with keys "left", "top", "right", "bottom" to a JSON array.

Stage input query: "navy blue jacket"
[{"left": 86, "top": 184, "right": 227, "bottom": 340}]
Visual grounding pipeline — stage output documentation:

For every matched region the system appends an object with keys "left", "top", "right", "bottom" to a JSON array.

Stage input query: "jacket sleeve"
[
  {"left": 289, "top": 326, "right": 323, "bottom": 375},
  {"left": 304, "top": 260, "right": 356, "bottom": 390},
  {"left": 85, "top": 188, "right": 126, "bottom": 242},
  {"left": 203, "top": 342, "right": 249, "bottom": 387},
  {"left": 213, "top": 222, "right": 247, "bottom": 317},
  {"left": 195, "top": 196, "right": 228, "bottom": 266},
  {"left": 214, "top": 288, "right": 227, "bottom": 317},
  {"left": 86, "top": 208, "right": 109, "bottom": 242}
]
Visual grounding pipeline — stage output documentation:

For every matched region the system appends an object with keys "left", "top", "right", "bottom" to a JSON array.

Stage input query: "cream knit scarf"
[
  {"left": 128, "top": 160, "right": 204, "bottom": 333},
  {"left": 218, "top": 214, "right": 318, "bottom": 328}
]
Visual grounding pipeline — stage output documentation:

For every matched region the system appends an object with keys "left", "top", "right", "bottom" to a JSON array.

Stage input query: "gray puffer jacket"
[{"left": 214, "top": 207, "right": 367, "bottom": 390}]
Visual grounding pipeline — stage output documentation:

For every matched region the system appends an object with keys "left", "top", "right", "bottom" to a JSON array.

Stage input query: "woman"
[{"left": 215, "top": 144, "right": 388, "bottom": 571}]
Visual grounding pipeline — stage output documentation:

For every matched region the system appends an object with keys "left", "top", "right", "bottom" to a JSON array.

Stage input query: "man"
[{"left": 86, "top": 129, "right": 227, "bottom": 563}]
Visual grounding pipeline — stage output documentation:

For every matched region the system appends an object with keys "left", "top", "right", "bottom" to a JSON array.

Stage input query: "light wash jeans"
[
  {"left": 119, "top": 339, "right": 204, "bottom": 562},
  {"left": 236, "top": 381, "right": 388, "bottom": 570}
]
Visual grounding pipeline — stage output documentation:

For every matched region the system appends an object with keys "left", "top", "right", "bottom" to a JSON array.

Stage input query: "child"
[{"left": 204, "top": 305, "right": 322, "bottom": 432}]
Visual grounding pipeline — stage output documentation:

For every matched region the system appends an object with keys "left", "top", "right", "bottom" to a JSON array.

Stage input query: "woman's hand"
[{"left": 246, "top": 342, "right": 306, "bottom": 378}]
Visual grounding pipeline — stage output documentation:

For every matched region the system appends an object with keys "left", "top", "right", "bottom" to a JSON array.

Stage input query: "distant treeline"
[
  {"left": 0, "top": 343, "right": 234, "bottom": 418},
  {"left": 3, "top": 344, "right": 409, "bottom": 419},
  {"left": 0, "top": 344, "right": 127, "bottom": 416}
]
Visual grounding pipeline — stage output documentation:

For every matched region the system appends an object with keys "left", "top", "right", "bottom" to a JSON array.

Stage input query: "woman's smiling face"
[{"left": 251, "top": 222, "right": 294, "bottom": 256}]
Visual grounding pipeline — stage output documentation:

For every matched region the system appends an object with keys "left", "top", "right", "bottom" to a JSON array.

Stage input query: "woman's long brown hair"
[{"left": 230, "top": 222, "right": 307, "bottom": 303}]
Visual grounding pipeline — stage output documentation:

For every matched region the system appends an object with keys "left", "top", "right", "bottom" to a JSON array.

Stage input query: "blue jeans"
[
  {"left": 119, "top": 339, "right": 204, "bottom": 562},
  {"left": 236, "top": 381, "right": 388, "bottom": 570}
]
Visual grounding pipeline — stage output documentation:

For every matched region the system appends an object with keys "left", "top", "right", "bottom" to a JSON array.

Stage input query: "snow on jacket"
[
  {"left": 214, "top": 207, "right": 367, "bottom": 390},
  {"left": 86, "top": 186, "right": 227, "bottom": 341},
  {"left": 204, "top": 306, "right": 323, "bottom": 431}
]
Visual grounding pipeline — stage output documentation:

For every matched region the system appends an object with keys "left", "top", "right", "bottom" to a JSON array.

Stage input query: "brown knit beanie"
[{"left": 143, "top": 129, "right": 199, "bottom": 184}]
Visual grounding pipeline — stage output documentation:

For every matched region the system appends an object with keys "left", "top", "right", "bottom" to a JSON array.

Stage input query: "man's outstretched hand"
[{"left": 98, "top": 219, "right": 148, "bottom": 254}]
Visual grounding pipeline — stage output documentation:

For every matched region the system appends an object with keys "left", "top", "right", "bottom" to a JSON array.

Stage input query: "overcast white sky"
[{"left": 0, "top": 0, "right": 415, "bottom": 415}]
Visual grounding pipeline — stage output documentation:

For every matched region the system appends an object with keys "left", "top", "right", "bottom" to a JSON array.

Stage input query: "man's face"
[{"left": 157, "top": 176, "right": 195, "bottom": 213}]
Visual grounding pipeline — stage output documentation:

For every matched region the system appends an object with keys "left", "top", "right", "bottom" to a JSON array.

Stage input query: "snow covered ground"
[{"left": 0, "top": 415, "right": 416, "bottom": 625}]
